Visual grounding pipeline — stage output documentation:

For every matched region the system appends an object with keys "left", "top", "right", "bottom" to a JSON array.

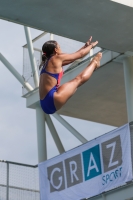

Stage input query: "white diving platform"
[{"left": 0, "top": 0, "right": 133, "bottom": 53}]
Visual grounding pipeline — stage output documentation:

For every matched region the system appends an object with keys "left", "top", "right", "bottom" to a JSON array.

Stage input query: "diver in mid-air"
[{"left": 39, "top": 36, "right": 102, "bottom": 114}]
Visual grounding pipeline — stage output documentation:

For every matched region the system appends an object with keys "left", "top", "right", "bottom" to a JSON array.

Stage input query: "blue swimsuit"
[{"left": 40, "top": 60, "right": 63, "bottom": 114}]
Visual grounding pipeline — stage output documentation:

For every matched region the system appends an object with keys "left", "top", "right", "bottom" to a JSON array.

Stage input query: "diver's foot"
[{"left": 92, "top": 52, "right": 102, "bottom": 69}]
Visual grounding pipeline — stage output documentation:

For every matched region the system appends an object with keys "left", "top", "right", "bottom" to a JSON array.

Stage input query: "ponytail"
[{"left": 39, "top": 53, "right": 48, "bottom": 70}]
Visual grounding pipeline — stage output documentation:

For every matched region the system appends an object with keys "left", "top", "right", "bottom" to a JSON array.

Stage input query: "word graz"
[{"left": 47, "top": 135, "right": 122, "bottom": 193}]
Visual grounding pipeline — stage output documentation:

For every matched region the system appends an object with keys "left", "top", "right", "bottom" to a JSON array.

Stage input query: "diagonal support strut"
[
  {"left": 45, "top": 114, "right": 65, "bottom": 154},
  {"left": 24, "top": 26, "right": 39, "bottom": 88},
  {"left": 53, "top": 113, "right": 88, "bottom": 143},
  {"left": 0, "top": 53, "right": 33, "bottom": 92}
]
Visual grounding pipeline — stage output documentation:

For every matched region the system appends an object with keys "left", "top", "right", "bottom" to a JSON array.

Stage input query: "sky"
[{"left": 0, "top": 19, "right": 116, "bottom": 165}]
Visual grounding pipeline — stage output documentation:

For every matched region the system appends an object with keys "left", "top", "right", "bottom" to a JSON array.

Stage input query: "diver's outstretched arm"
[{"left": 58, "top": 40, "right": 98, "bottom": 63}]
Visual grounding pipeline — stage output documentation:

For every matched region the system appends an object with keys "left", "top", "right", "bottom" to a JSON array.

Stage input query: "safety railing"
[{"left": 0, "top": 160, "right": 40, "bottom": 200}]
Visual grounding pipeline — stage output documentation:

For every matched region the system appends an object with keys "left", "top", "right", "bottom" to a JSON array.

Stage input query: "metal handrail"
[{"left": 0, "top": 160, "right": 38, "bottom": 168}]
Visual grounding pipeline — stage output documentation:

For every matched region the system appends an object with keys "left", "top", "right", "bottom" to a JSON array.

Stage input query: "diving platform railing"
[{"left": 0, "top": 160, "right": 39, "bottom": 200}]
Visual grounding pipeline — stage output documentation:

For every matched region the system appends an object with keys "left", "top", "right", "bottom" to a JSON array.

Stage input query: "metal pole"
[
  {"left": 45, "top": 115, "right": 65, "bottom": 154},
  {"left": 53, "top": 113, "right": 88, "bottom": 143},
  {"left": 0, "top": 53, "right": 33, "bottom": 91},
  {"left": 6, "top": 162, "right": 9, "bottom": 200},
  {"left": 50, "top": 33, "right": 54, "bottom": 40},
  {"left": 24, "top": 26, "right": 39, "bottom": 88},
  {"left": 36, "top": 105, "right": 47, "bottom": 163},
  {"left": 89, "top": 49, "right": 93, "bottom": 61},
  {"left": 123, "top": 56, "right": 133, "bottom": 122}
]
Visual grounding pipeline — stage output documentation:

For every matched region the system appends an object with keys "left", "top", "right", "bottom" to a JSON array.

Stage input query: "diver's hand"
[
  {"left": 85, "top": 36, "right": 98, "bottom": 48},
  {"left": 85, "top": 36, "right": 92, "bottom": 46},
  {"left": 91, "top": 41, "right": 98, "bottom": 48}
]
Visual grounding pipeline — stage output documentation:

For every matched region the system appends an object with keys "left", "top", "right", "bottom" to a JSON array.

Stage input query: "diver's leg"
[{"left": 54, "top": 53, "right": 102, "bottom": 110}]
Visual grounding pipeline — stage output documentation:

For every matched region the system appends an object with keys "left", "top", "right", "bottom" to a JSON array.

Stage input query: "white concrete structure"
[
  {"left": 111, "top": 0, "right": 133, "bottom": 7},
  {"left": 0, "top": 0, "right": 133, "bottom": 53}
]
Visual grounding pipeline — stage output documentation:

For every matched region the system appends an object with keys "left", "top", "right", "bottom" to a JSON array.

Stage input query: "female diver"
[{"left": 39, "top": 36, "right": 102, "bottom": 114}]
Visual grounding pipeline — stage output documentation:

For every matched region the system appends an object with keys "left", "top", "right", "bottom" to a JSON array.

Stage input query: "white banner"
[{"left": 39, "top": 124, "right": 133, "bottom": 200}]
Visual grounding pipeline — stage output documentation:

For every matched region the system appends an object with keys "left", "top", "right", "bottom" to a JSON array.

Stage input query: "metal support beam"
[
  {"left": 36, "top": 106, "right": 47, "bottom": 163},
  {"left": 24, "top": 26, "right": 39, "bottom": 88},
  {"left": 45, "top": 114, "right": 65, "bottom": 154},
  {"left": 123, "top": 56, "right": 133, "bottom": 122},
  {"left": 0, "top": 53, "right": 33, "bottom": 92},
  {"left": 6, "top": 162, "right": 9, "bottom": 200},
  {"left": 50, "top": 33, "right": 54, "bottom": 40},
  {"left": 53, "top": 113, "right": 88, "bottom": 143},
  {"left": 89, "top": 48, "right": 93, "bottom": 61}
]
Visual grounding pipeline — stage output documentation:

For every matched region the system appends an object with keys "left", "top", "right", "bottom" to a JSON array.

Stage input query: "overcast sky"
[{"left": 0, "top": 19, "right": 116, "bottom": 165}]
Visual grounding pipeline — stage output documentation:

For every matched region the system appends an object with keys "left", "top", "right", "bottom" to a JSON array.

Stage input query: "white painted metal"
[
  {"left": 45, "top": 114, "right": 65, "bottom": 154},
  {"left": 6, "top": 162, "right": 9, "bottom": 200},
  {"left": 23, "top": 32, "right": 48, "bottom": 48},
  {"left": 123, "top": 56, "right": 133, "bottom": 122},
  {"left": 36, "top": 105, "right": 47, "bottom": 162},
  {"left": 89, "top": 49, "right": 93, "bottom": 61},
  {"left": 53, "top": 113, "right": 88, "bottom": 143},
  {"left": 24, "top": 26, "right": 39, "bottom": 88},
  {"left": 50, "top": 33, "right": 54, "bottom": 40},
  {"left": 0, "top": 53, "right": 33, "bottom": 92}
]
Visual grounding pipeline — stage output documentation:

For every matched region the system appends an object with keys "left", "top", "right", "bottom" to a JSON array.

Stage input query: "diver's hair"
[{"left": 39, "top": 40, "right": 57, "bottom": 69}]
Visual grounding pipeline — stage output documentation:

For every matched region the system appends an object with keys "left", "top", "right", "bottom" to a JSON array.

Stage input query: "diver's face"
[{"left": 55, "top": 43, "right": 62, "bottom": 54}]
